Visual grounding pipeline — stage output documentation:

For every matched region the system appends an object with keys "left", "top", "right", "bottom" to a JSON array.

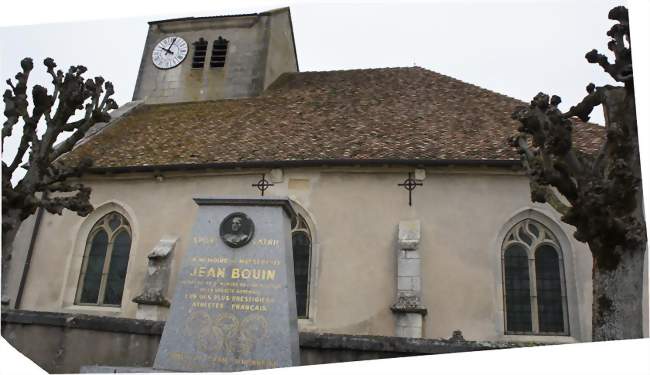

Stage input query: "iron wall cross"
[
  {"left": 398, "top": 172, "right": 423, "bottom": 206},
  {"left": 252, "top": 174, "right": 274, "bottom": 196}
]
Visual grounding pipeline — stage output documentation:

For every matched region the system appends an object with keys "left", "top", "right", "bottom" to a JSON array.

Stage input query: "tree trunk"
[
  {"left": 1, "top": 209, "right": 21, "bottom": 307},
  {"left": 592, "top": 246, "right": 646, "bottom": 340}
]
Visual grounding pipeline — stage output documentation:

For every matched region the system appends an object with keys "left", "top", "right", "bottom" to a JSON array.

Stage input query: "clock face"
[{"left": 152, "top": 36, "right": 188, "bottom": 69}]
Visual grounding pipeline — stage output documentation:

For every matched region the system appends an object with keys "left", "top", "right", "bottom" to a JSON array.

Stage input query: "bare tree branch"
[
  {"left": 510, "top": 5, "right": 645, "bottom": 340},
  {"left": 2, "top": 58, "right": 34, "bottom": 148},
  {"left": 2, "top": 57, "right": 117, "bottom": 303}
]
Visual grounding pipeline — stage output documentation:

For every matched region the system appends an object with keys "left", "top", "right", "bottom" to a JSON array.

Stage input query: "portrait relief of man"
[{"left": 220, "top": 213, "right": 255, "bottom": 248}]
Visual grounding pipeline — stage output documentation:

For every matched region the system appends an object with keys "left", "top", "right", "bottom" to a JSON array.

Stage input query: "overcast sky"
[{"left": 1, "top": 0, "right": 647, "bottom": 182}]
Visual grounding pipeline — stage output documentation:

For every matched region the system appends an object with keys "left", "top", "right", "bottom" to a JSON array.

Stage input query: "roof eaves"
[
  {"left": 148, "top": 12, "right": 265, "bottom": 25},
  {"left": 86, "top": 158, "right": 522, "bottom": 175}
]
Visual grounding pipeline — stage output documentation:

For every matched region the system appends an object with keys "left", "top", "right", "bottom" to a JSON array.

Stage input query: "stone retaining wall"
[{"left": 2, "top": 310, "right": 528, "bottom": 373}]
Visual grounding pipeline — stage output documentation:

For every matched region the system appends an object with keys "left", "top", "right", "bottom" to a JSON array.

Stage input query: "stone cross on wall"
[{"left": 390, "top": 220, "right": 427, "bottom": 338}]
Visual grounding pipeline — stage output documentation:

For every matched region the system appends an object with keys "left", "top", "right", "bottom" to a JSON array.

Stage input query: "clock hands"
[
  {"left": 164, "top": 38, "right": 178, "bottom": 55},
  {"left": 153, "top": 37, "right": 187, "bottom": 68},
  {"left": 162, "top": 38, "right": 177, "bottom": 55}
]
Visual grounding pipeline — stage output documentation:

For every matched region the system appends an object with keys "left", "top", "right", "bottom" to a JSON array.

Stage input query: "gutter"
[{"left": 85, "top": 158, "right": 522, "bottom": 175}]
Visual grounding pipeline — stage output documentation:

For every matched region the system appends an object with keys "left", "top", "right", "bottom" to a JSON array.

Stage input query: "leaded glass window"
[
  {"left": 504, "top": 245, "right": 532, "bottom": 332},
  {"left": 76, "top": 212, "right": 132, "bottom": 306},
  {"left": 535, "top": 245, "right": 565, "bottom": 332},
  {"left": 502, "top": 219, "right": 568, "bottom": 335},
  {"left": 291, "top": 214, "right": 311, "bottom": 318}
]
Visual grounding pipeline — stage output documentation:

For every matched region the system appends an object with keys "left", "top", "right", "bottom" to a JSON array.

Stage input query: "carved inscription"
[
  {"left": 154, "top": 202, "right": 299, "bottom": 372},
  {"left": 156, "top": 243, "right": 290, "bottom": 369},
  {"left": 181, "top": 255, "right": 281, "bottom": 315}
]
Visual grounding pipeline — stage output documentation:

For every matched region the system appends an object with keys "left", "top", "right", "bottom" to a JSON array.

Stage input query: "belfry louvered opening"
[
  {"left": 192, "top": 38, "right": 208, "bottom": 69},
  {"left": 210, "top": 36, "right": 229, "bottom": 68}
]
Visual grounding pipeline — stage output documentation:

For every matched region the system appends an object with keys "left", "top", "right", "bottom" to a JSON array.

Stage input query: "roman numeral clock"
[{"left": 152, "top": 36, "right": 189, "bottom": 69}]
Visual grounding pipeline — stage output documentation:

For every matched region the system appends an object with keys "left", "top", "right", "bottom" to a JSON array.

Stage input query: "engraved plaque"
[{"left": 154, "top": 197, "right": 299, "bottom": 372}]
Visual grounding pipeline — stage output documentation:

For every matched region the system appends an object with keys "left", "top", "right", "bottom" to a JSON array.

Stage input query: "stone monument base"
[
  {"left": 153, "top": 197, "right": 300, "bottom": 372},
  {"left": 80, "top": 366, "right": 170, "bottom": 373}
]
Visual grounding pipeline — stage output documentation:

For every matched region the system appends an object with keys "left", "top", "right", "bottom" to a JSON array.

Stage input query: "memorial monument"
[{"left": 153, "top": 197, "right": 300, "bottom": 372}]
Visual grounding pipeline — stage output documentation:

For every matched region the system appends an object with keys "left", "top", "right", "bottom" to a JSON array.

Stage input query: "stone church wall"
[{"left": 13, "top": 166, "right": 596, "bottom": 343}]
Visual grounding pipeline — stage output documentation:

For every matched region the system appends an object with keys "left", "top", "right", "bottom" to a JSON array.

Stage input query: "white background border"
[{"left": 1, "top": 0, "right": 649, "bottom": 374}]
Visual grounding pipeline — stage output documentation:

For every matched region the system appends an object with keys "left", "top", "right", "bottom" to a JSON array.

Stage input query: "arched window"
[
  {"left": 291, "top": 213, "right": 311, "bottom": 318},
  {"left": 502, "top": 219, "right": 568, "bottom": 335},
  {"left": 76, "top": 212, "right": 132, "bottom": 306}
]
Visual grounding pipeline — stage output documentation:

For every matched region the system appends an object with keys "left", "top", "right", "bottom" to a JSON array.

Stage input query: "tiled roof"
[{"left": 63, "top": 67, "right": 604, "bottom": 169}]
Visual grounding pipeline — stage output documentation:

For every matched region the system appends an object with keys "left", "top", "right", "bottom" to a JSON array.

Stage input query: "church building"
[{"left": 4, "top": 7, "right": 640, "bottom": 373}]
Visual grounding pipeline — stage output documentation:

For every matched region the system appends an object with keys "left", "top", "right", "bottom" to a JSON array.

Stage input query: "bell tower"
[{"left": 132, "top": 7, "right": 298, "bottom": 104}]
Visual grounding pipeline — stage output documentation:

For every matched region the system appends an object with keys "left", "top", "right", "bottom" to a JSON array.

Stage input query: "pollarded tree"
[
  {"left": 1, "top": 57, "right": 117, "bottom": 305},
  {"left": 510, "top": 6, "right": 645, "bottom": 340}
]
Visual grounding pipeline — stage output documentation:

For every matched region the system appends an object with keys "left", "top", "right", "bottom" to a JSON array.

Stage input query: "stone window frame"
[
  {"left": 74, "top": 212, "right": 133, "bottom": 307},
  {"left": 60, "top": 201, "right": 139, "bottom": 315},
  {"left": 289, "top": 200, "right": 320, "bottom": 328},
  {"left": 291, "top": 213, "right": 312, "bottom": 318},
  {"left": 493, "top": 208, "right": 582, "bottom": 342},
  {"left": 501, "top": 219, "right": 569, "bottom": 335}
]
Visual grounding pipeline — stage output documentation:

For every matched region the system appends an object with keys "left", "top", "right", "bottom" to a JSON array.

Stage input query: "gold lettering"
[
  {"left": 228, "top": 267, "right": 277, "bottom": 280},
  {"left": 193, "top": 237, "right": 218, "bottom": 245},
  {"left": 190, "top": 266, "right": 227, "bottom": 278},
  {"left": 253, "top": 238, "right": 280, "bottom": 247}
]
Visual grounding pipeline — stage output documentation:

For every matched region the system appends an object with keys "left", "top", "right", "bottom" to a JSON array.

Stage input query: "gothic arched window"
[
  {"left": 502, "top": 219, "right": 568, "bottom": 335},
  {"left": 291, "top": 214, "right": 311, "bottom": 318},
  {"left": 76, "top": 212, "right": 132, "bottom": 306}
]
